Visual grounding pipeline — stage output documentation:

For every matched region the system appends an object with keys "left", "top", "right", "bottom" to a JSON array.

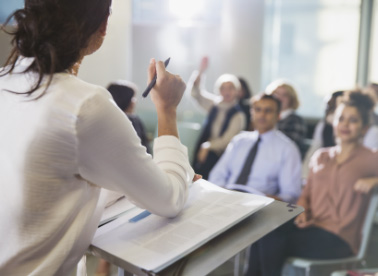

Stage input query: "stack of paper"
[{"left": 92, "top": 179, "right": 273, "bottom": 273}]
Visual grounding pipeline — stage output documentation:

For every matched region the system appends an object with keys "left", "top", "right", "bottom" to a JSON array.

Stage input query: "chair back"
[
  {"left": 357, "top": 187, "right": 378, "bottom": 259},
  {"left": 281, "top": 187, "right": 378, "bottom": 276}
]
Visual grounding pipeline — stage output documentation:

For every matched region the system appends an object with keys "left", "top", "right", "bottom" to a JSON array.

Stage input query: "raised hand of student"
[
  {"left": 194, "top": 56, "right": 209, "bottom": 87},
  {"left": 354, "top": 177, "right": 378, "bottom": 193},
  {"left": 199, "top": 56, "right": 209, "bottom": 74}
]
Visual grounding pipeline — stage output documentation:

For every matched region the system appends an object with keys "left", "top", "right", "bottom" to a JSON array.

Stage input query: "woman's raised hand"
[{"left": 193, "top": 56, "right": 209, "bottom": 87}]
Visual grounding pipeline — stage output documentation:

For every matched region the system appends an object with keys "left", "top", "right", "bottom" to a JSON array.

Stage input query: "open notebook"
[{"left": 92, "top": 179, "right": 274, "bottom": 273}]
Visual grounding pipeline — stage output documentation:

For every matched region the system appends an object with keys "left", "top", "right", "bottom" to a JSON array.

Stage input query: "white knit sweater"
[{"left": 0, "top": 58, "right": 194, "bottom": 276}]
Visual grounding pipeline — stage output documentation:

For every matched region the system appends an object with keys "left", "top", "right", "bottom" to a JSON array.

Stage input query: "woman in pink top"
[{"left": 247, "top": 91, "right": 378, "bottom": 276}]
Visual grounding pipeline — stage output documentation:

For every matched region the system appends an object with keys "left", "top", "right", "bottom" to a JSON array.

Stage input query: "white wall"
[
  {"left": 0, "top": 27, "right": 13, "bottom": 65},
  {"left": 0, "top": 0, "right": 133, "bottom": 86},
  {"left": 0, "top": 0, "right": 265, "bottom": 133},
  {"left": 0, "top": 0, "right": 264, "bottom": 97},
  {"left": 131, "top": 0, "right": 264, "bottom": 93},
  {"left": 131, "top": 0, "right": 265, "bottom": 130},
  {"left": 78, "top": 0, "right": 133, "bottom": 87}
]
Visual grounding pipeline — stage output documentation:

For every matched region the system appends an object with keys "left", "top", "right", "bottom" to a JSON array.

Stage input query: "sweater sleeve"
[
  {"left": 188, "top": 70, "right": 221, "bottom": 112},
  {"left": 208, "top": 112, "right": 246, "bottom": 154},
  {"left": 76, "top": 90, "right": 194, "bottom": 218}
]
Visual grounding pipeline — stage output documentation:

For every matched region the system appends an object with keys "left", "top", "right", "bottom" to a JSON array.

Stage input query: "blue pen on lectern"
[
  {"left": 129, "top": 210, "right": 151, "bottom": 223},
  {"left": 142, "top": 57, "right": 170, "bottom": 98}
]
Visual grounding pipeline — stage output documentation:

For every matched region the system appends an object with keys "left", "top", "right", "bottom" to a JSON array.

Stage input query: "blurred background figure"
[
  {"left": 303, "top": 89, "right": 378, "bottom": 180},
  {"left": 247, "top": 91, "right": 378, "bottom": 276},
  {"left": 302, "top": 90, "right": 344, "bottom": 179},
  {"left": 188, "top": 57, "right": 246, "bottom": 179},
  {"left": 364, "top": 82, "right": 378, "bottom": 125},
  {"left": 238, "top": 77, "right": 253, "bottom": 130},
  {"left": 209, "top": 93, "right": 302, "bottom": 204},
  {"left": 266, "top": 79, "right": 307, "bottom": 159},
  {"left": 107, "top": 80, "right": 151, "bottom": 154}
]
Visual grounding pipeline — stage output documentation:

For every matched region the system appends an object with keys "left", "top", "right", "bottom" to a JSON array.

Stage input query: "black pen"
[{"left": 142, "top": 57, "right": 170, "bottom": 98}]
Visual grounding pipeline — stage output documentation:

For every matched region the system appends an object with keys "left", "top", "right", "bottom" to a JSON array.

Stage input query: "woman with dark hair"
[
  {"left": 0, "top": 1, "right": 196, "bottom": 275},
  {"left": 303, "top": 90, "right": 378, "bottom": 179},
  {"left": 247, "top": 91, "right": 378, "bottom": 276},
  {"left": 365, "top": 82, "right": 378, "bottom": 124},
  {"left": 238, "top": 77, "right": 253, "bottom": 130},
  {"left": 107, "top": 80, "right": 151, "bottom": 153}
]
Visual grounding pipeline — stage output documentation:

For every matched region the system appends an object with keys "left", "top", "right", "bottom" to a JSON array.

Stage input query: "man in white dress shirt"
[{"left": 209, "top": 93, "right": 302, "bottom": 203}]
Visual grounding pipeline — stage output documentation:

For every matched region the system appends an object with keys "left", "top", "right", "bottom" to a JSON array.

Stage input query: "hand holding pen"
[
  {"left": 146, "top": 58, "right": 186, "bottom": 111},
  {"left": 143, "top": 57, "right": 171, "bottom": 97}
]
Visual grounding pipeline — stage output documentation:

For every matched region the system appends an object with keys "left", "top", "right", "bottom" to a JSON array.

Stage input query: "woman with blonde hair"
[{"left": 266, "top": 79, "right": 307, "bottom": 157}]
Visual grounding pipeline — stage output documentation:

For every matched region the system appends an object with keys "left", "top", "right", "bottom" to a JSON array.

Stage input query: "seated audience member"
[
  {"left": 247, "top": 91, "right": 378, "bottom": 276},
  {"left": 302, "top": 90, "right": 344, "bottom": 179},
  {"left": 304, "top": 89, "right": 378, "bottom": 179},
  {"left": 107, "top": 80, "right": 151, "bottom": 153},
  {"left": 363, "top": 122, "right": 378, "bottom": 149},
  {"left": 362, "top": 84, "right": 378, "bottom": 149},
  {"left": 189, "top": 57, "right": 246, "bottom": 179},
  {"left": 266, "top": 79, "right": 307, "bottom": 158},
  {"left": 238, "top": 77, "right": 253, "bottom": 130},
  {"left": 365, "top": 82, "right": 378, "bottom": 125},
  {"left": 209, "top": 93, "right": 302, "bottom": 203}
]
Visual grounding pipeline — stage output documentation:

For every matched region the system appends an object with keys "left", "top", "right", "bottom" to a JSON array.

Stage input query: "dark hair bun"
[
  {"left": 13, "top": 6, "right": 82, "bottom": 72},
  {"left": 343, "top": 90, "right": 375, "bottom": 126},
  {"left": 346, "top": 90, "right": 375, "bottom": 111},
  {"left": 107, "top": 82, "right": 136, "bottom": 111},
  {"left": 1, "top": 0, "right": 112, "bottom": 96}
]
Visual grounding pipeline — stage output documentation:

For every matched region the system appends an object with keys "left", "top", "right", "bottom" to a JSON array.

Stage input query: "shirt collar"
[
  {"left": 16, "top": 56, "right": 72, "bottom": 77},
  {"left": 17, "top": 56, "right": 34, "bottom": 67},
  {"left": 255, "top": 128, "right": 276, "bottom": 142},
  {"left": 10, "top": 56, "right": 34, "bottom": 73},
  {"left": 329, "top": 144, "right": 364, "bottom": 165}
]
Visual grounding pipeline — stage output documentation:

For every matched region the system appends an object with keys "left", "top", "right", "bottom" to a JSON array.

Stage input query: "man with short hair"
[{"left": 209, "top": 93, "right": 302, "bottom": 203}]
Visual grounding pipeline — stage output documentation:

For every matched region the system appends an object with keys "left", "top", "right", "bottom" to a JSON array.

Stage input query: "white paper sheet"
[
  {"left": 224, "top": 183, "right": 266, "bottom": 195},
  {"left": 98, "top": 196, "right": 136, "bottom": 227},
  {"left": 91, "top": 179, "right": 273, "bottom": 272}
]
